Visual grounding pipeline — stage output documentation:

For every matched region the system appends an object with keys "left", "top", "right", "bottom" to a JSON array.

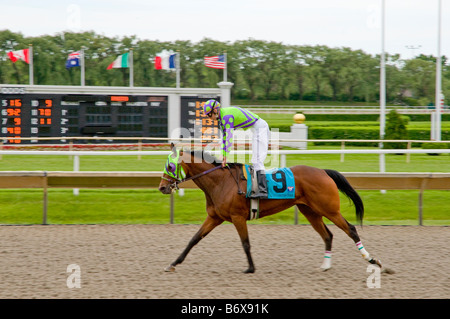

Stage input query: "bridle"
[{"left": 162, "top": 165, "right": 223, "bottom": 192}]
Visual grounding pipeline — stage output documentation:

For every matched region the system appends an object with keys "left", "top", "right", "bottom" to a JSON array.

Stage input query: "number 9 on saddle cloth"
[{"left": 244, "top": 164, "right": 295, "bottom": 199}]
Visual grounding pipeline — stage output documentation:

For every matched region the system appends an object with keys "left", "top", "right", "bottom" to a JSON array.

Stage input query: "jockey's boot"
[{"left": 251, "top": 170, "right": 268, "bottom": 199}]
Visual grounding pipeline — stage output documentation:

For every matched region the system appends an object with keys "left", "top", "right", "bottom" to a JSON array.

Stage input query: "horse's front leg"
[
  {"left": 165, "top": 214, "right": 223, "bottom": 272},
  {"left": 231, "top": 215, "right": 255, "bottom": 273}
]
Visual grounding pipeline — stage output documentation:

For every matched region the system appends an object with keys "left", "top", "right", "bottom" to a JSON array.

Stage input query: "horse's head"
[{"left": 158, "top": 143, "right": 187, "bottom": 194}]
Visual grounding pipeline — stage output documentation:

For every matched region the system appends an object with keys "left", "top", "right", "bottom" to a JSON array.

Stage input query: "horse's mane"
[{"left": 188, "top": 150, "right": 242, "bottom": 168}]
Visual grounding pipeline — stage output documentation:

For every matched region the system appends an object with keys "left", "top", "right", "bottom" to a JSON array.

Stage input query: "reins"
[
  {"left": 181, "top": 165, "right": 223, "bottom": 184},
  {"left": 163, "top": 165, "right": 223, "bottom": 190},
  {"left": 227, "top": 165, "right": 245, "bottom": 195},
  {"left": 164, "top": 164, "right": 244, "bottom": 195}
]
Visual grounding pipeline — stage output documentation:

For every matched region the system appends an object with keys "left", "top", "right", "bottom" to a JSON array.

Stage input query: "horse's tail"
[{"left": 324, "top": 169, "right": 364, "bottom": 225}]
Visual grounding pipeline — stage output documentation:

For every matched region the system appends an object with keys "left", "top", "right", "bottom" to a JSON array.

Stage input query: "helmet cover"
[{"left": 203, "top": 99, "right": 221, "bottom": 116}]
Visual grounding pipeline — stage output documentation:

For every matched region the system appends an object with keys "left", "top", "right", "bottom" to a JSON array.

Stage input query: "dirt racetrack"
[{"left": 0, "top": 224, "right": 448, "bottom": 299}]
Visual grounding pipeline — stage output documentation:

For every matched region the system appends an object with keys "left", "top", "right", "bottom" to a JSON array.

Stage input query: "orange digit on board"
[{"left": 10, "top": 99, "right": 22, "bottom": 107}]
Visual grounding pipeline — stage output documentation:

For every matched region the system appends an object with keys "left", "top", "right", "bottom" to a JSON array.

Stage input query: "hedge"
[
  {"left": 309, "top": 127, "right": 379, "bottom": 146},
  {"left": 299, "top": 114, "right": 450, "bottom": 122}
]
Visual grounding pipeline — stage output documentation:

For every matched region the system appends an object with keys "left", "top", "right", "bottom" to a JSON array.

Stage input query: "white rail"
[
  {"left": 0, "top": 149, "right": 448, "bottom": 156},
  {"left": 1, "top": 136, "right": 449, "bottom": 143},
  {"left": 0, "top": 148, "right": 447, "bottom": 225},
  {"left": 0, "top": 148, "right": 448, "bottom": 176}
]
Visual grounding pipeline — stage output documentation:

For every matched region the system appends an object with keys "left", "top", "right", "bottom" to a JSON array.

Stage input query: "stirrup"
[
  {"left": 252, "top": 170, "right": 268, "bottom": 199},
  {"left": 250, "top": 193, "right": 267, "bottom": 199}
]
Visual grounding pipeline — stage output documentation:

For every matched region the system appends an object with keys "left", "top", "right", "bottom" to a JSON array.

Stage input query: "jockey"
[{"left": 203, "top": 99, "right": 270, "bottom": 199}]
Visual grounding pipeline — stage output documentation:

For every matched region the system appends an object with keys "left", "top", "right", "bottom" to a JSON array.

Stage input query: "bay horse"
[{"left": 158, "top": 144, "right": 382, "bottom": 273}]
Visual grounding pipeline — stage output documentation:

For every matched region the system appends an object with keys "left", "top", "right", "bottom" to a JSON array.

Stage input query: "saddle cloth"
[{"left": 243, "top": 164, "right": 296, "bottom": 199}]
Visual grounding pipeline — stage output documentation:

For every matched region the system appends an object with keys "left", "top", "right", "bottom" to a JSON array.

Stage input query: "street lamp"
[
  {"left": 434, "top": 0, "right": 442, "bottom": 141},
  {"left": 380, "top": 0, "right": 386, "bottom": 174}
]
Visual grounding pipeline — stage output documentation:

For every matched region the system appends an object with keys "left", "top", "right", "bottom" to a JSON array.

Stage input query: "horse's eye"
[{"left": 168, "top": 163, "right": 176, "bottom": 172}]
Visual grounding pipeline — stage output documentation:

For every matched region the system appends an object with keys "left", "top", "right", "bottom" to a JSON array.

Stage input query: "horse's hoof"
[
  {"left": 243, "top": 268, "right": 255, "bottom": 274},
  {"left": 376, "top": 260, "right": 383, "bottom": 268},
  {"left": 320, "top": 266, "right": 331, "bottom": 272},
  {"left": 165, "top": 265, "right": 176, "bottom": 272},
  {"left": 374, "top": 258, "right": 383, "bottom": 268},
  {"left": 369, "top": 258, "right": 382, "bottom": 269}
]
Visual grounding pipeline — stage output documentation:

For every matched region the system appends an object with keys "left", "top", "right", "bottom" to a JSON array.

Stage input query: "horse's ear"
[
  {"left": 171, "top": 143, "right": 177, "bottom": 154},
  {"left": 170, "top": 143, "right": 178, "bottom": 158}
]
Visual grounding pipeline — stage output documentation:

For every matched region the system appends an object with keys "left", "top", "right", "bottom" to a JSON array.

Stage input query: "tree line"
[{"left": 0, "top": 29, "right": 448, "bottom": 105}]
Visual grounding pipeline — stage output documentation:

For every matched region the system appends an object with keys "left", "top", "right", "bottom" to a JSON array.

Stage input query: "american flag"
[{"left": 204, "top": 55, "right": 226, "bottom": 69}]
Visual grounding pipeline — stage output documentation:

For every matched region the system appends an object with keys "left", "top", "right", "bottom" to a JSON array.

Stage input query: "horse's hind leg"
[
  {"left": 165, "top": 214, "right": 223, "bottom": 272},
  {"left": 327, "top": 212, "right": 382, "bottom": 268},
  {"left": 298, "top": 205, "right": 333, "bottom": 270}
]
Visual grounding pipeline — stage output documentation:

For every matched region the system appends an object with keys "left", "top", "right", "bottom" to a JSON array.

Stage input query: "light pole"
[
  {"left": 380, "top": 0, "right": 386, "bottom": 174},
  {"left": 434, "top": 0, "right": 442, "bottom": 141}
]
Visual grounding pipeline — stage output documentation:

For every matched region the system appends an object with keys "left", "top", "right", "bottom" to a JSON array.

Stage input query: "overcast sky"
[{"left": 1, "top": 0, "right": 449, "bottom": 60}]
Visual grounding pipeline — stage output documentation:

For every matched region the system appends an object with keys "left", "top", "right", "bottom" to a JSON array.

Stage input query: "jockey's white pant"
[{"left": 250, "top": 119, "right": 270, "bottom": 171}]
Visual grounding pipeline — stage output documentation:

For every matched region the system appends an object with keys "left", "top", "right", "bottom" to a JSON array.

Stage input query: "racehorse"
[{"left": 158, "top": 144, "right": 383, "bottom": 273}]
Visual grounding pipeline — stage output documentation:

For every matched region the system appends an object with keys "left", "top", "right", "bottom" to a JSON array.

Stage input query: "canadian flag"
[{"left": 8, "top": 49, "right": 30, "bottom": 64}]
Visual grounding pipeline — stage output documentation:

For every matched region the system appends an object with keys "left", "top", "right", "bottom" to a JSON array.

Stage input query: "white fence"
[
  {"left": 0, "top": 147, "right": 449, "bottom": 175},
  {"left": 246, "top": 106, "right": 450, "bottom": 115},
  {"left": 0, "top": 145, "right": 448, "bottom": 225}
]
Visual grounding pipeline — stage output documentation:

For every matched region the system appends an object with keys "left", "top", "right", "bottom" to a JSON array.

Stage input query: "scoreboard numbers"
[
  {"left": 180, "top": 96, "right": 220, "bottom": 143},
  {"left": 0, "top": 92, "right": 217, "bottom": 144},
  {"left": 1, "top": 98, "right": 23, "bottom": 143}
]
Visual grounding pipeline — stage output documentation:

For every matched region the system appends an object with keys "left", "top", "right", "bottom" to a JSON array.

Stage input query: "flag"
[
  {"left": 107, "top": 52, "right": 130, "bottom": 70},
  {"left": 8, "top": 49, "right": 30, "bottom": 64},
  {"left": 66, "top": 51, "right": 81, "bottom": 69},
  {"left": 204, "top": 55, "right": 225, "bottom": 69},
  {"left": 155, "top": 53, "right": 176, "bottom": 70}
]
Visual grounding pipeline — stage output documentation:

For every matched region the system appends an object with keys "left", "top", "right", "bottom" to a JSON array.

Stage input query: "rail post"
[
  {"left": 406, "top": 141, "right": 412, "bottom": 163},
  {"left": 42, "top": 171, "right": 48, "bottom": 225},
  {"left": 280, "top": 154, "right": 286, "bottom": 168},
  {"left": 138, "top": 140, "right": 142, "bottom": 160},
  {"left": 170, "top": 192, "right": 174, "bottom": 224},
  {"left": 418, "top": 179, "right": 428, "bottom": 226},
  {"left": 73, "top": 155, "right": 80, "bottom": 196}
]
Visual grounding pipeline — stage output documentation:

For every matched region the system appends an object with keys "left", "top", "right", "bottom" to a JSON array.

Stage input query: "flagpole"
[
  {"left": 176, "top": 50, "right": 180, "bottom": 89},
  {"left": 379, "top": 0, "right": 386, "bottom": 182},
  {"left": 223, "top": 51, "right": 227, "bottom": 82},
  {"left": 435, "top": 0, "right": 442, "bottom": 141},
  {"left": 80, "top": 47, "right": 85, "bottom": 86},
  {"left": 129, "top": 49, "right": 134, "bottom": 87},
  {"left": 29, "top": 44, "right": 34, "bottom": 86}
]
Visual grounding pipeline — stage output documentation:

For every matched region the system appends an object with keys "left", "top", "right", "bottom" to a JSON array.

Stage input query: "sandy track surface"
[{"left": 0, "top": 224, "right": 448, "bottom": 299}]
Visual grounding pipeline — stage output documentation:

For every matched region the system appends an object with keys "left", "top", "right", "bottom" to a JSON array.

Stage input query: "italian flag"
[
  {"left": 107, "top": 52, "right": 130, "bottom": 70},
  {"left": 8, "top": 49, "right": 30, "bottom": 64}
]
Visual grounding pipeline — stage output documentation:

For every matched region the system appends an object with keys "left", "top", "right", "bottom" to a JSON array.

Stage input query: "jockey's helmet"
[{"left": 203, "top": 99, "right": 221, "bottom": 116}]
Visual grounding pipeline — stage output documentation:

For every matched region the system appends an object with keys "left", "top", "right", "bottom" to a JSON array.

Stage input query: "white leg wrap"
[
  {"left": 320, "top": 251, "right": 332, "bottom": 270},
  {"left": 356, "top": 241, "right": 371, "bottom": 261}
]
